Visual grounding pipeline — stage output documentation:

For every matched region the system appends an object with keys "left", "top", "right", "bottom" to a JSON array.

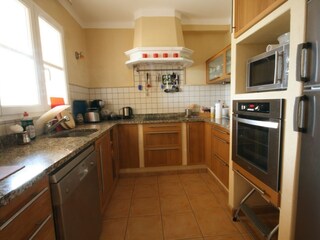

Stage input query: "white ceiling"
[{"left": 58, "top": 0, "right": 232, "bottom": 28}]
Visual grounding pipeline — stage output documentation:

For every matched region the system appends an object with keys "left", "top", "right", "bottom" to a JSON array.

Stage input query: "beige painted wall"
[
  {"left": 33, "top": 0, "right": 90, "bottom": 88},
  {"left": 184, "top": 31, "right": 231, "bottom": 85},
  {"left": 85, "top": 29, "right": 134, "bottom": 88},
  {"left": 85, "top": 29, "right": 230, "bottom": 87}
]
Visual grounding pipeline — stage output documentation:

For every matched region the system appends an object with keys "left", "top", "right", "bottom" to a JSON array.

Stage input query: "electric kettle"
[{"left": 121, "top": 107, "right": 133, "bottom": 119}]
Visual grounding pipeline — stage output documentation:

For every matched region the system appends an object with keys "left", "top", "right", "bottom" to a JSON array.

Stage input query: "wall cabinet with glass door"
[{"left": 206, "top": 45, "right": 231, "bottom": 84}]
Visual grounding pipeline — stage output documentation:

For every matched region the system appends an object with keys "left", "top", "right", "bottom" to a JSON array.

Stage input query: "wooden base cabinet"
[
  {"left": 144, "top": 123, "right": 182, "bottom": 167},
  {"left": 211, "top": 125, "right": 230, "bottom": 189},
  {"left": 96, "top": 130, "right": 114, "bottom": 213},
  {"left": 118, "top": 124, "right": 140, "bottom": 169},
  {"left": 187, "top": 122, "right": 204, "bottom": 165},
  {"left": 0, "top": 176, "right": 55, "bottom": 240}
]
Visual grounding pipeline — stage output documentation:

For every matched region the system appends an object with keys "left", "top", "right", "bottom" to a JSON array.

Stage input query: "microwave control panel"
[{"left": 238, "top": 102, "right": 270, "bottom": 113}]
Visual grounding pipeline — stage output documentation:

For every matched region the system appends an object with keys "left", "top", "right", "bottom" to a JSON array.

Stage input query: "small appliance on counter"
[
  {"left": 85, "top": 108, "right": 101, "bottom": 123},
  {"left": 72, "top": 100, "right": 88, "bottom": 122},
  {"left": 120, "top": 107, "right": 133, "bottom": 119}
]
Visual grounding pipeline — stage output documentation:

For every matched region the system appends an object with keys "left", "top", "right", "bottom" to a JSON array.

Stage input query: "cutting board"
[{"left": 0, "top": 165, "right": 25, "bottom": 181}]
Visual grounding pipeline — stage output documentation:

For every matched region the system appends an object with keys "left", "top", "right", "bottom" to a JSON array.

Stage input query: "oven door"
[{"left": 232, "top": 115, "right": 282, "bottom": 191}]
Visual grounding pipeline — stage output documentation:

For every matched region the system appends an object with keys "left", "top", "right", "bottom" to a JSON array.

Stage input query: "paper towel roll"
[{"left": 215, "top": 102, "right": 222, "bottom": 119}]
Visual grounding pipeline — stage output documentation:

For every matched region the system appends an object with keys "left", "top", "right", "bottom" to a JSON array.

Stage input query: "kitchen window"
[{"left": 0, "top": 0, "right": 68, "bottom": 117}]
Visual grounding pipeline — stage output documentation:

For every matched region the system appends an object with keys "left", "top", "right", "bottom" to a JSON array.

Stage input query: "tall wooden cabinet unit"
[
  {"left": 143, "top": 123, "right": 182, "bottom": 167},
  {"left": 118, "top": 124, "right": 140, "bottom": 169},
  {"left": 211, "top": 125, "right": 230, "bottom": 189},
  {"left": 96, "top": 130, "right": 114, "bottom": 213},
  {"left": 187, "top": 122, "right": 204, "bottom": 165},
  {"left": 233, "top": 0, "right": 287, "bottom": 38},
  {"left": 0, "top": 176, "right": 55, "bottom": 240}
]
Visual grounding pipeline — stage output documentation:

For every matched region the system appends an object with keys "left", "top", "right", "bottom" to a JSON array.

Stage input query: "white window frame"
[{"left": 0, "top": 0, "right": 69, "bottom": 121}]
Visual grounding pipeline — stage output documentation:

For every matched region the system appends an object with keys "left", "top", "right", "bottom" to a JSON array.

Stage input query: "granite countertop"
[{"left": 0, "top": 114, "right": 229, "bottom": 206}]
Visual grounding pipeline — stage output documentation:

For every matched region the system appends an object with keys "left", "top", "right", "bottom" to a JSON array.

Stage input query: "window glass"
[
  {"left": 0, "top": 0, "right": 33, "bottom": 55},
  {"left": 0, "top": 48, "right": 39, "bottom": 106},
  {"left": 39, "top": 17, "right": 64, "bottom": 68},
  {"left": 0, "top": 0, "right": 40, "bottom": 108}
]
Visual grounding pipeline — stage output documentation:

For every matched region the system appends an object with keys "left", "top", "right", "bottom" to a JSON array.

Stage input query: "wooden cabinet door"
[
  {"left": 118, "top": 124, "right": 139, "bottom": 169},
  {"left": 111, "top": 126, "right": 120, "bottom": 179},
  {"left": 204, "top": 123, "right": 212, "bottom": 168},
  {"left": 96, "top": 132, "right": 113, "bottom": 212},
  {"left": 187, "top": 122, "right": 204, "bottom": 165},
  {"left": 234, "top": 0, "right": 287, "bottom": 38}
]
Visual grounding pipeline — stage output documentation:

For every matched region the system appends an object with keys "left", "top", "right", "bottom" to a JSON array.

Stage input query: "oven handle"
[{"left": 234, "top": 116, "right": 279, "bottom": 129}]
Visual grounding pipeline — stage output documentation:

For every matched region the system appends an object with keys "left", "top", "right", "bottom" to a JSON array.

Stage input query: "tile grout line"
[
  {"left": 180, "top": 173, "right": 205, "bottom": 239},
  {"left": 123, "top": 177, "right": 136, "bottom": 240},
  {"left": 157, "top": 175, "right": 166, "bottom": 240}
]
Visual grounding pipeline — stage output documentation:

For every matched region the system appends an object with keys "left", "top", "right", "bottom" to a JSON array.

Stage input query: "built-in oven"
[{"left": 232, "top": 99, "right": 284, "bottom": 191}]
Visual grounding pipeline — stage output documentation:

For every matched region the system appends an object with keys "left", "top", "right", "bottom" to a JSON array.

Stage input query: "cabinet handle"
[
  {"left": 212, "top": 135, "right": 229, "bottom": 144},
  {"left": 0, "top": 187, "right": 48, "bottom": 231},
  {"left": 29, "top": 214, "right": 52, "bottom": 240},
  {"left": 213, "top": 128, "right": 229, "bottom": 135},
  {"left": 214, "top": 154, "right": 228, "bottom": 166},
  {"left": 233, "top": 169, "right": 265, "bottom": 196}
]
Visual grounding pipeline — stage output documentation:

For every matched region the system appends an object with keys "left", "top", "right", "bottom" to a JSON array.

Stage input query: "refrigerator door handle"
[
  {"left": 297, "top": 42, "right": 312, "bottom": 82},
  {"left": 294, "top": 95, "right": 308, "bottom": 132}
]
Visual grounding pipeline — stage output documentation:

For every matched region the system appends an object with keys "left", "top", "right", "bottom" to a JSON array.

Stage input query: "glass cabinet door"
[
  {"left": 208, "top": 54, "right": 223, "bottom": 81},
  {"left": 226, "top": 48, "right": 231, "bottom": 75}
]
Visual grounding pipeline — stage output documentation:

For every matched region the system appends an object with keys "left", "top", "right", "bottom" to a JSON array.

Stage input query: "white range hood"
[{"left": 125, "top": 14, "right": 193, "bottom": 68}]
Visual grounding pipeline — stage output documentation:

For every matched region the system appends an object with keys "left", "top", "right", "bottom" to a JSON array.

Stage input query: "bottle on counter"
[
  {"left": 21, "top": 112, "right": 36, "bottom": 140},
  {"left": 210, "top": 106, "right": 215, "bottom": 119},
  {"left": 215, "top": 100, "right": 222, "bottom": 119}
]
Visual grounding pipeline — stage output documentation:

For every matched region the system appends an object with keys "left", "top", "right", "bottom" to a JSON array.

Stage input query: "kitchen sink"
[{"left": 50, "top": 129, "right": 98, "bottom": 138}]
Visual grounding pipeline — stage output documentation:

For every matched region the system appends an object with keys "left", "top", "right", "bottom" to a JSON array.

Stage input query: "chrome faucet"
[{"left": 45, "top": 115, "right": 70, "bottom": 134}]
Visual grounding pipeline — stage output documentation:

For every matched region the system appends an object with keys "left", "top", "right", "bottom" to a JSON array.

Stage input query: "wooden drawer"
[
  {"left": 143, "top": 123, "right": 181, "bottom": 132},
  {"left": 211, "top": 125, "right": 229, "bottom": 142},
  {"left": 144, "top": 131, "right": 181, "bottom": 148},
  {"left": 145, "top": 148, "right": 182, "bottom": 167},
  {"left": 212, "top": 155, "right": 229, "bottom": 189},
  {"left": 30, "top": 215, "right": 55, "bottom": 240},
  {"left": 212, "top": 134, "right": 230, "bottom": 164},
  {"left": 0, "top": 177, "right": 55, "bottom": 240}
]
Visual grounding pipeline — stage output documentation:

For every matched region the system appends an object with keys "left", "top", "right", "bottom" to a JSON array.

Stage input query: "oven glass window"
[
  {"left": 249, "top": 55, "right": 275, "bottom": 86},
  {"left": 237, "top": 122, "right": 269, "bottom": 172}
]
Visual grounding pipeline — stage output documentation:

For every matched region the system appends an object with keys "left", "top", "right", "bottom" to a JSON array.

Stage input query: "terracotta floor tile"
[
  {"left": 130, "top": 197, "right": 161, "bottom": 217},
  {"left": 189, "top": 193, "right": 221, "bottom": 212},
  {"left": 159, "top": 182, "right": 186, "bottom": 196},
  {"left": 213, "top": 190, "right": 229, "bottom": 209},
  {"left": 160, "top": 195, "right": 192, "bottom": 214},
  {"left": 112, "top": 185, "right": 134, "bottom": 200},
  {"left": 104, "top": 198, "right": 131, "bottom": 219},
  {"left": 135, "top": 176, "right": 158, "bottom": 185},
  {"left": 179, "top": 173, "right": 203, "bottom": 183},
  {"left": 118, "top": 177, "right": 136, "bottom": 186},
  {"left": 184, "top": 181, "right": 211, "bottom": 196},
  {"left": 162, "top": 212, "right": 202, "bottom": 240},
  {"left": 158, "top": 174, "right": 181, "bottom": 184},
  {"left": 133, "top": 183, "right": 159, "bottom": 198},
  {"left": 99, "top": 218, "right": 127, "bottom": 240},
  {"left": 204, "top": 234, "right": 245, "bottom": 240},
  {"left": 126, "top": 215, "right": 163, "bottom": 240},
  {"left": 194, "top": 208, "right": 240, "bottom": 237}
]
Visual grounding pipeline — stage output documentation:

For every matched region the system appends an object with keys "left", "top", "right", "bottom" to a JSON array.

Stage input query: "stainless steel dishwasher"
[{"left": 50, "top": 145, "right": 102, "bottom": 240}]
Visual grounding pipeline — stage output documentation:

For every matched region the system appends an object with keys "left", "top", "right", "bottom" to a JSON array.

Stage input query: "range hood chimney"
[{"left": 125, "top": 13, "right": 193, "bottom": 68}]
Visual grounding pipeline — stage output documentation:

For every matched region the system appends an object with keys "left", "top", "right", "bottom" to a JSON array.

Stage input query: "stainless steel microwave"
[{"left": 246, "top": 44, "right": 289, "bottom": 92}]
